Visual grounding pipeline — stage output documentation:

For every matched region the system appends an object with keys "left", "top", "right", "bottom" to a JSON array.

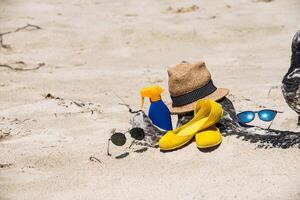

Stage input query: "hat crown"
[{"left": 168, "top": 61, "right": 211, "bottom": 97}]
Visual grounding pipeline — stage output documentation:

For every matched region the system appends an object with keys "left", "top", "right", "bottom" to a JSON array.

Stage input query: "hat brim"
[{"left": 167, "top": 88, "right": 229, "bottom": 115}]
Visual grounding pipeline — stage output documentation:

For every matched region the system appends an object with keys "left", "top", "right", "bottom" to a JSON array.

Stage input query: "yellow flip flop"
[
  {"left": 195, "top": 125, "right": 222, "bottom": 148},
  {"left": 159, "top": 99, "right": 223, "bottom": 151}
]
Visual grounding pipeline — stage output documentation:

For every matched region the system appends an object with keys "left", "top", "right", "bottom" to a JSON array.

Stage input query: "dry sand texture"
[{"left": 1, "top": 0, "right": 300, "bottom": 199}]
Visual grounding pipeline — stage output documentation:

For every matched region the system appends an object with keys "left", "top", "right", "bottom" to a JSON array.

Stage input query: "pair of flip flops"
[{"left": 159, "top": 99, "right": 223, "bottom": 151}]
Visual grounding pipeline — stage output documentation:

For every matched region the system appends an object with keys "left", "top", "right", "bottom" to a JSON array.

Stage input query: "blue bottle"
[{"left": 141, "top": 85, "right": 173, "bottom": 131}]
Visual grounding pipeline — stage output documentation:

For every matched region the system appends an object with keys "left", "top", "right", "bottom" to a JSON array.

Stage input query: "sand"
[{"left": 0, "top": 0, "right": 300, "bottom": 199}]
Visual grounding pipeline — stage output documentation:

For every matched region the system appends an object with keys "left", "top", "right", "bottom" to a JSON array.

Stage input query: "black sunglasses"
[{"left": 107, "top": 128, "right": 145, "bottom": 156}]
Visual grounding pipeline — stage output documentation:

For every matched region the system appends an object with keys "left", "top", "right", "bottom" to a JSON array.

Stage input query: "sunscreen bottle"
[{"left": 140, "top": 85, "right": 172, "bottom": 131}]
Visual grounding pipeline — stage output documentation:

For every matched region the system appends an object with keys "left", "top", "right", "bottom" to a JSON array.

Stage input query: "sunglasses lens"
[
  {"left": 110, "top": 132, "right": 126, "bottom": 146},
  {"left": 129, "top": 128, "right": 145, "bottom": 140},
  {"left": 258, "top": 110, "right": 276, "bottom": 122},
  {"left": 237, "top": 111, "right": 255, "bottom": 123}
]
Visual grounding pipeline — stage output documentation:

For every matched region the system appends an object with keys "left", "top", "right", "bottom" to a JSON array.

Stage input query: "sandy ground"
[{"left": 1, "top": 0, "right": 300, "bottom": 199}]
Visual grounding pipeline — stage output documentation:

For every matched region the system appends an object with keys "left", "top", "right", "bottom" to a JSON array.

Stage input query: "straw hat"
[{"left": 167, "top": 61, "right": 229, "bottom": 114}]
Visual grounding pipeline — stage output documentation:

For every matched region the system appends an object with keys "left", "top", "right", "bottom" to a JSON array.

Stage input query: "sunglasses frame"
[
  {"left": 107, "top": 128, "right": 145, "bottom": 157},
  {"left": 237, "top": 109, "right": 283, "bottom": 129}
]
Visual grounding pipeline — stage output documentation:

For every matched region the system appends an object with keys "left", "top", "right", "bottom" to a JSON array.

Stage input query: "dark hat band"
[{"left": 171, "top": 80, "right": 217, "bottom": 107}]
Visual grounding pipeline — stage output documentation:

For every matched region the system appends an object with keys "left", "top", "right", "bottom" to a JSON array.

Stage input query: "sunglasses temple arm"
[
  {"left": 129, "top": 140, "right": 135, "bottom": 149},
  {"left": 107, "top": 139, "right": 112, "bottom": 156},
  {"left": 268, "top": 111, "right": 279, "bottom": 129},
  {"left": 267, "top": 119, "right": 274, "bottom": 129}
]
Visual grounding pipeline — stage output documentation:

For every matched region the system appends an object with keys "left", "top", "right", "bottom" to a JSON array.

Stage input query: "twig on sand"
[
  {"left": 73, "top": 101, "right": 85, "bottom": 107},
  {"left": 89, "top": 156, "right": 102, "bottom": 165},
  {"left": 268, "top": 85, "right": 279, "bottom": 96},
  {"left": 45, "top": 93, "right": 102, "bottom": 117},
  {"left": 14, "top": 24, "right": 42, "bottom": 32},
  {"left": 119, "top": 103, "right": 141, "bottom": 114},
  {"left": 113, "top": 92, "right": 127, "bottom": 104},
  {"left": 113, "top": 92, "right": 141, "bottom": 113},
  {"left": 0, "top": 24, "right": 42, "bottom": 49},
  {"left": 0, "top": 62, "right": 45, "bottom": 71}
]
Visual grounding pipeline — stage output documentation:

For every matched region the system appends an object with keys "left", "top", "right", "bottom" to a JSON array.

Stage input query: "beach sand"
[{"left": 1, "top": 0, "right": 300, "bottom": 199}]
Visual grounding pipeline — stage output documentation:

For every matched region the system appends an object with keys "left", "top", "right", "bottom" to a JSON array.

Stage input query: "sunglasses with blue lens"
[{"left": 237, "top": 109, "right": 283, "bottom": 129}]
